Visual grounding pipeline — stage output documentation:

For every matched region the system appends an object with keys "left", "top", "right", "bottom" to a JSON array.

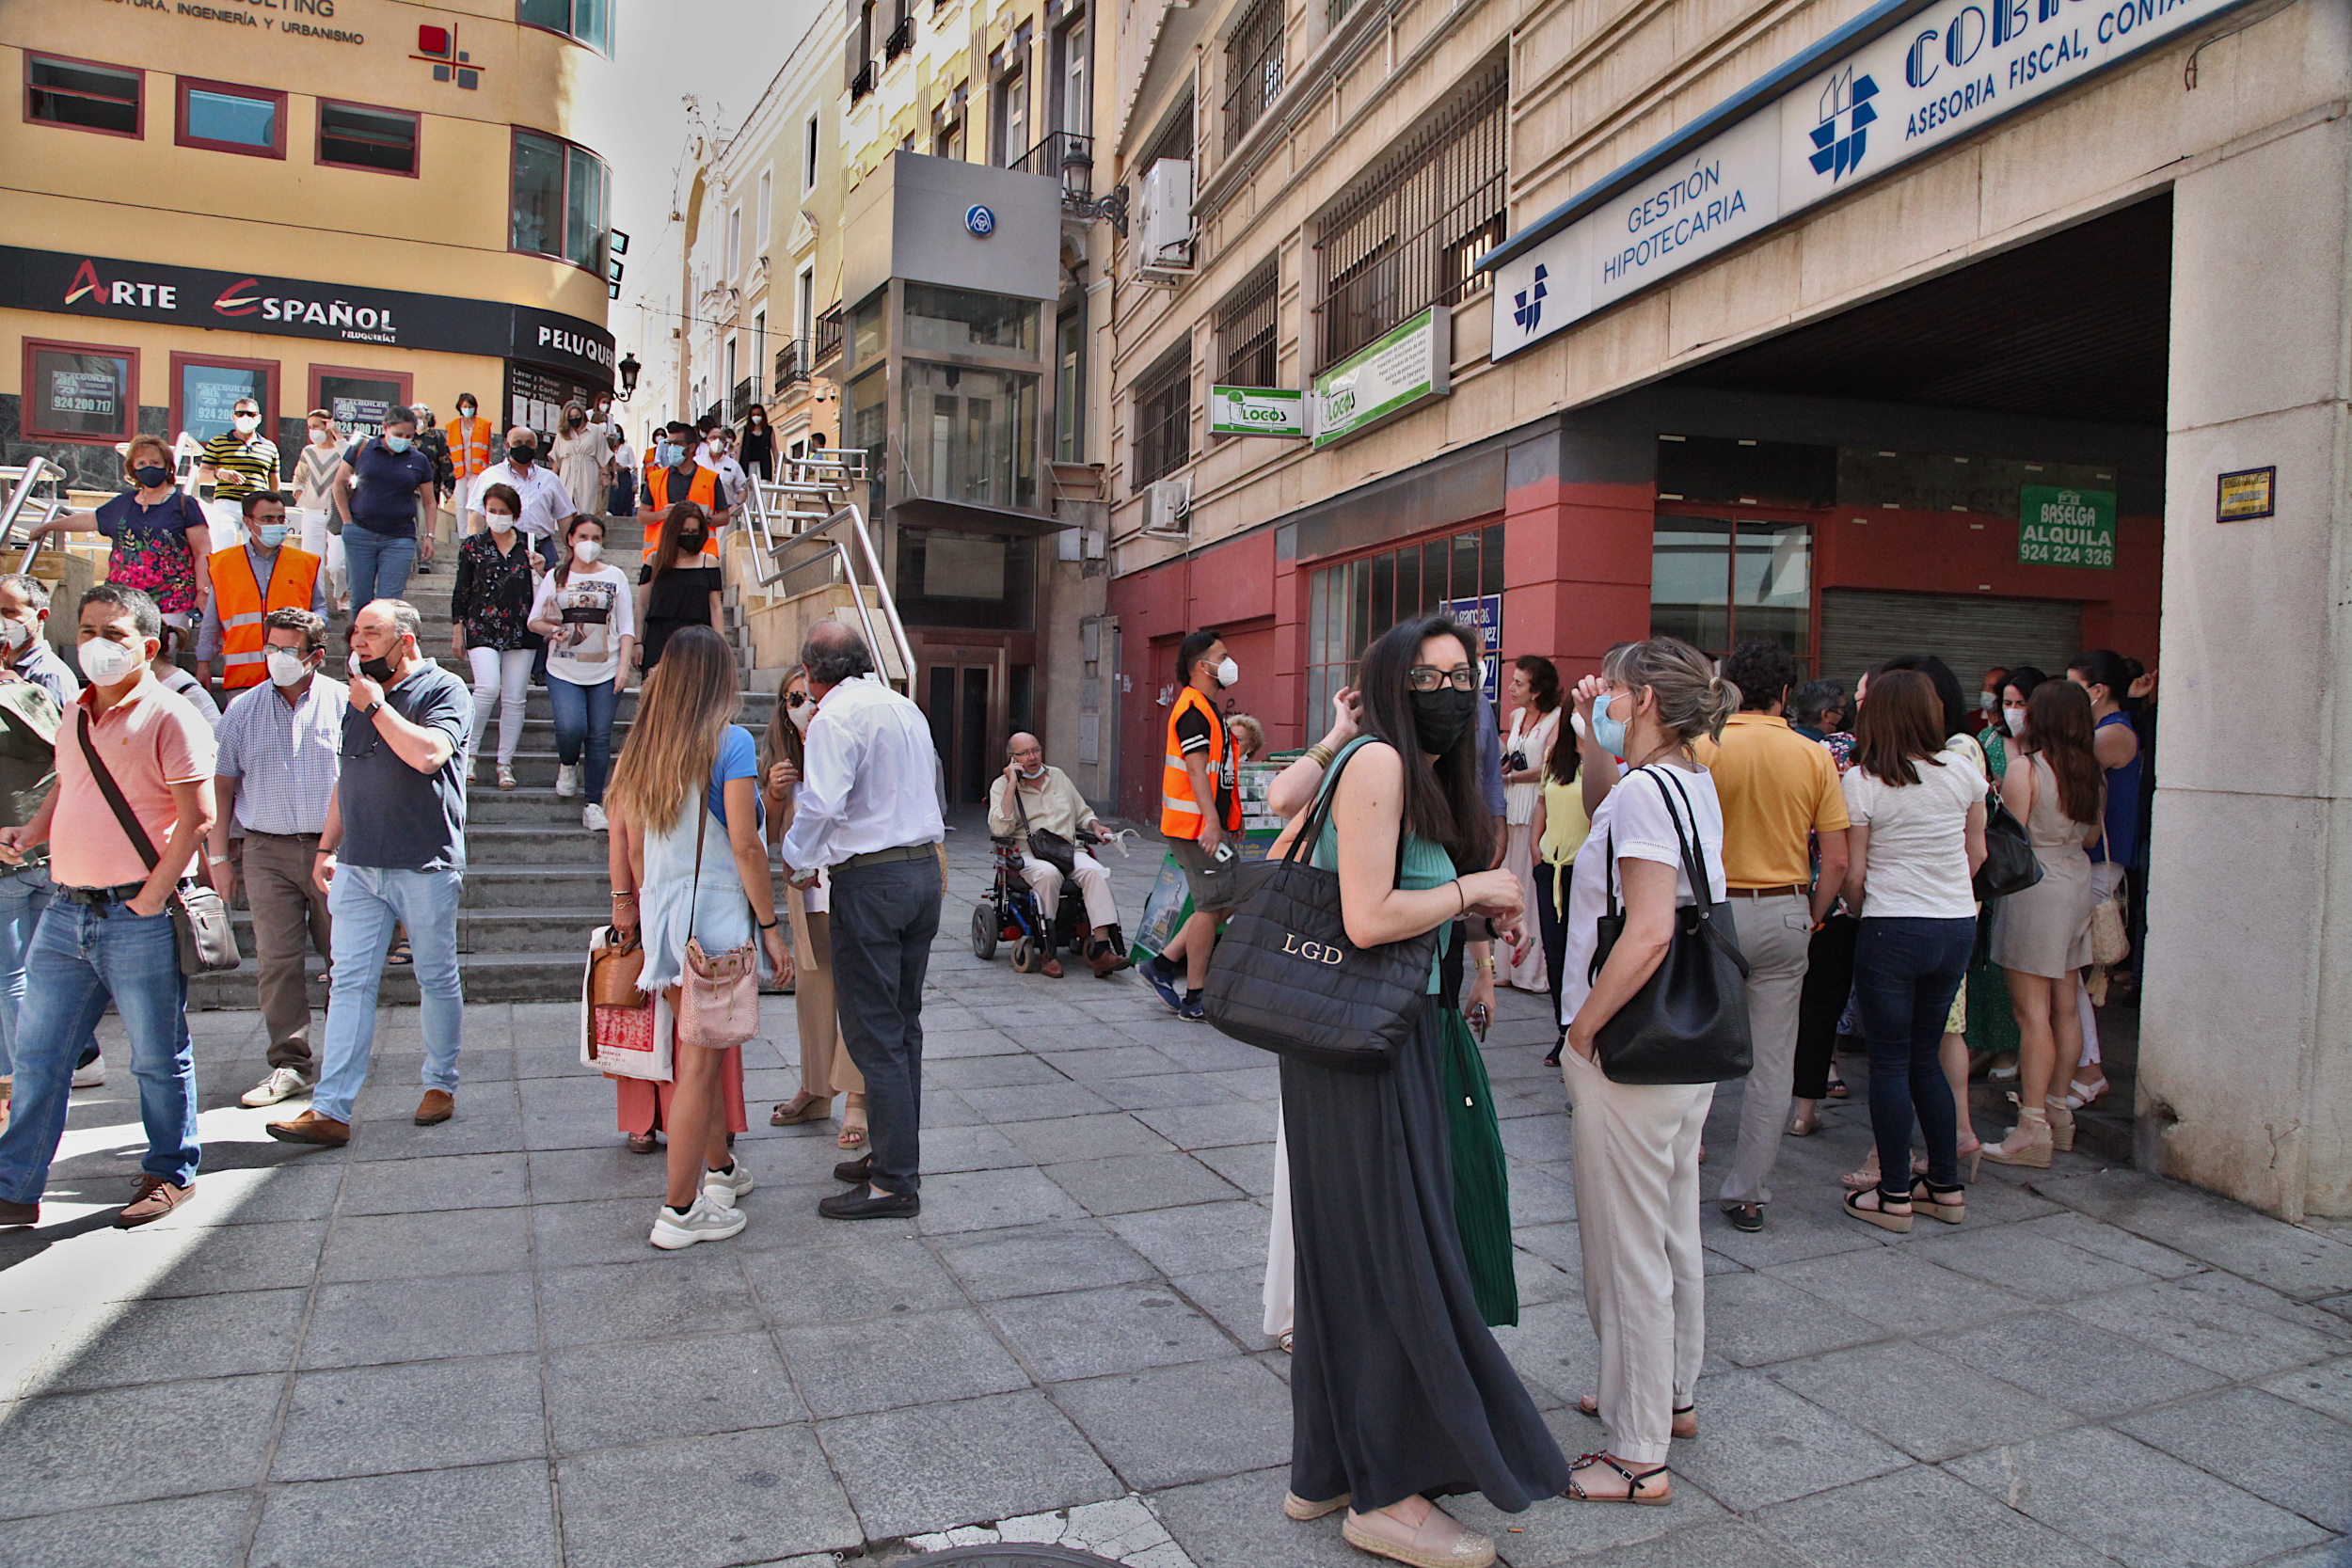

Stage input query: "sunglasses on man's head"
[{"left": 1407, "top": 665, "right": 1480, "bottom": 692}]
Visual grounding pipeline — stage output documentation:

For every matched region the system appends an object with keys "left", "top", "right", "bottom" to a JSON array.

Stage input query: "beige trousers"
[
  {"left": 1020, "top": 849, "right": 1117, "bottom": 931},
  {"left": 1563, "top": 1046, "right": 1712, "bottom": 1465},
  {"left": 787, "top": 885, "right": 862, "bottom": 1098}
]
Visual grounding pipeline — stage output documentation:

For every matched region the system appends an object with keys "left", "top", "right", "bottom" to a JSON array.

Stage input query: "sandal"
[
  {"left": 496, "top": 764, "right": 518, "bottom": 791},
  {"left": 836, "top": 1093, "right": 867, "bottom": 1150},
  {"left": 626, "top": 1132, "right": 658, "bottom": 1154},
  {"left": 770, "top": 1093, "right": 830, "bottom": 1126},
  {"left": 1824, "top": 1072, "right": 1850, "bottom": 1100},
  {"left": 1786, "top": 1107, "right": 1820, "bottom": 1137},
  {"left": 1908, "top": 1176, "right": 1966, "bottom": 1225},
  {"left": 386, "top": 930, "right": 412, "bottom": 966},
  {"left": 1578, "top": 1395, "right": 1696, "bottom": 1439},
  {"left": 1844, "top": 1187, "right": 1914, "bottom": 1234},
  {"left": 2063, "top": 1075, "right": 2110, "bottom": 1110},
  {"left": 1565, "top": 1452, "right": 1672, "bottom": 1505}
]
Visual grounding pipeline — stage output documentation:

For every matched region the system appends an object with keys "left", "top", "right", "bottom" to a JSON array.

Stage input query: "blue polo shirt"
[
  {"left": 337, "top": 659, "right": 471, "bottom": 871},
  {"left": 344, "top": 436, "right": 436, "bottom": 539}
]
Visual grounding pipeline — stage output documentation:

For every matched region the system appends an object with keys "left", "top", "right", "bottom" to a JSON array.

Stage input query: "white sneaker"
[
  {"left": 582, "top": 802, "right": 609, "bottom": 832},
  {"left": 72, "top": 1056, "right": 103, "bottom": 1088},
  {"left": 703, "top": 1163, "right": 755, "bottom": 1203},
  {"left": 240, "top": 1067, "right": 315, "bottom": 1108},
  {"left": 649, "top": 1192, "right": 746, "bottom": 1250},
  {"left": 464, "top": 756, "right": 477, "bottom": 785},
  {"left": 555, "top": 764, "right": 580, "bottom": 798}
]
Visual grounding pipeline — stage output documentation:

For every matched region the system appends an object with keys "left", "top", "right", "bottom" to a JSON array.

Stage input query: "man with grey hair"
[
  {"left": 268, "top": 597, "right": 472, "bottom": 1148},
  {"left": 779, "top": 620, "right": 944, "bottom": 1221},
  {"left": 0, "top": 574, "right": 78, "bottom": 706}
]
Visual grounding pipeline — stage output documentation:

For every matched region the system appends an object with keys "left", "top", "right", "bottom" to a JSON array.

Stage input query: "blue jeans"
[
  {"left": 312, "top": 865, "right": 464, "bottom": 1124},
  {"left": 1852, "top": 915, "right": 1976, "bottom": 1198},
  {"left": 0, "top": 863, "right": 97, "bottom": 1079},
  {"left": 343, "top": 525, "right": 417, "bottom": 613},
  {"left": 0, "top": 901, "right": 197, "bottom": 1202},
  {"left": 547, "top": 674, "right": 618, "bottom": 805}
]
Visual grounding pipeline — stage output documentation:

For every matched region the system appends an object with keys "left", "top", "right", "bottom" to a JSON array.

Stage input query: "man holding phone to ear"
[{"left": 1141, "top": 628, "right": 1244, "bottom": 1022}]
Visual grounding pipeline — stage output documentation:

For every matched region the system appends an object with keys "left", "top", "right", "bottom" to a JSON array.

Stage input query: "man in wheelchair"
[{"left": 985, "top": 733, "right": 1129, "bottom": 978}]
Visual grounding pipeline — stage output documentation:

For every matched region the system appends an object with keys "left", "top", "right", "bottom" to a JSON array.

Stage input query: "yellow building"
[{"left": 0, "top": 0, "right": 619, "bottom": 489}]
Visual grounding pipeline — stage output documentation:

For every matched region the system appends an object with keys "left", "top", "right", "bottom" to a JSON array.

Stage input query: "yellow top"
[
  {"left": 1691, "top": 712, "right": 1851, "bottom": 887},
  {"left": 1537, "top": 777, "right": 1590, "bottom": 865}
]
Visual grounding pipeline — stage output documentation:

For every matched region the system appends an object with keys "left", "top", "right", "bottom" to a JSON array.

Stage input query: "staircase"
[{"left": 190, "top": 507, "right": 777, "bottom": 1006}]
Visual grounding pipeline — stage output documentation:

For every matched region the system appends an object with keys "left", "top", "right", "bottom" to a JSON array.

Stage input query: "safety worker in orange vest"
[
  {"left": 637, "top": 421, "right": 731, "bottom": 564},
  {"left": 447, "top": 394, "right": 496, "bottom": 532},
  {"left": 1138, "top": 628, "right": 1244, "bottom": 1022},
  {"left": 195, "top": 491, "right": 326, "bottom": 691}
]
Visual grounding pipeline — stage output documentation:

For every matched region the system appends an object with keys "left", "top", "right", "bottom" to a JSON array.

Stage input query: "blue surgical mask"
[
  {"left": 1590, "top": 690, "right": 1630, "bottom": 758},
  {"left": 384, "top": 434, "right": 412, "bottom": 453},
  {"left": 255, "top": 523, "right": 288, "bottom": 549}
]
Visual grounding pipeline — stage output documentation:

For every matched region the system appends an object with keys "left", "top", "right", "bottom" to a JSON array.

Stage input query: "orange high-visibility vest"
[
  {"left": 211, "top": 544, "right": 322, "bottom": 689},
  {"left": 449, "top": 416, "right": 494, "bottom": 481},
  {"left": 640, "top": 465, "right": 725, "bottom": 562},
  {"left": 1161, "top": 684, "right": 1241, "bottom": 838}
]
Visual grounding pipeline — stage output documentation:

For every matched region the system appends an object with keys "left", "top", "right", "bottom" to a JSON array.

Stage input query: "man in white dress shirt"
[
  {"left": 473, "top": 427, "right": 578, "bottom": 569},
  {"left": 779, "top": 622, "right": 945, "bottom": 1221}
]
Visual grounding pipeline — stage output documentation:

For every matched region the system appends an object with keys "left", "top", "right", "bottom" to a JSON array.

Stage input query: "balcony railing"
[
  {"left": 883, "top": 15, "right": 914, "bottom": 60},
  {"left": 850, "top": 61, "right": 875, "bottom": 102},
  {"left": 1011, "top": 131, "right": 1096, "bottom": 203},
  {"left": 728, "top": 377, "right": 755, "bottom": 423},
  {"left": 773, "top": 339, "right": 812, "bottom": 395},
  {"left": 812, "top": 307, "right": 844, "bottom": 369}
]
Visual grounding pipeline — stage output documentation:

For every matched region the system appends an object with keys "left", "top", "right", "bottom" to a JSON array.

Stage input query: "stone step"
[
  {"left": 187, "top": 951, "right": 603, "bottom": 1008},
  {"left": 225, "top": 907, "right": 613, "bottom": 958}
]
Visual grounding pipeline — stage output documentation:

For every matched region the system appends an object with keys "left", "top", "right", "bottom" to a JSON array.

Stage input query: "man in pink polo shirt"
[{"left": 0, "top": 584, "right": 217, "bottom": 1229}]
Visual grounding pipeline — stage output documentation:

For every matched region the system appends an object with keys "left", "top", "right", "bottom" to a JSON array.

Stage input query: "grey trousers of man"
[
  {"left": 1717, "top": 889, "right": 1817, "bottom": 1209},
  {"left": 827, "top": 854, "right": 943, "bottom": 1198}
]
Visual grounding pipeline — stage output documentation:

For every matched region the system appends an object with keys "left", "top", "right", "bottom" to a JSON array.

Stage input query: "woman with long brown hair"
[
  {"left": 1981, "top": 678, "right": 2104, "bottom": 1167},
  {"left": 605, "top": 626, "right": 789, "bottom": 1248},
  {"left": 1836, "top": 670, "right": 1987, "bottom": 1231},
  {"left": 760, "top": 664, "right": 867, "bottom": 1147},
  {"left": 635, "top": 499, "right": 724, "bottom": 672}
]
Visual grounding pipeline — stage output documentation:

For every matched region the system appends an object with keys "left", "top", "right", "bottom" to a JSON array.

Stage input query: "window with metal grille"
[
  {"left": 1314, "top": 59, "right": 1506, "bottom": 369},
  {"left": 1216, "top": 260, "right": 1279, "bottom": 395},
  {"left": 1138, "top": 91, "right": 1194, "bottom": 172},
  {"left": 1132, "top": 343, "right": 1192, "bottom": 490},
  {"left": 1223, "top": 0, "right": 1285, "bottom": 151}
]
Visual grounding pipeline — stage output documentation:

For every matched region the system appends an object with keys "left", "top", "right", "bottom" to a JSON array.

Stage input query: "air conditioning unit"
[
  {"left": 1135, "top": 158, "right": 1196, "bottom": 279},
  {"left": 1140, "top": 476, "right": 1191, "bottom": 537}
]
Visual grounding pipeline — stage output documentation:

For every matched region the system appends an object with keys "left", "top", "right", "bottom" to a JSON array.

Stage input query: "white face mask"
[
  {"left": 309, "top": 427, "right": 334, "bottom": 446},
  {"left": 787, "top": 695, "right": 814, "bottom": 733},
  {"left": 78, "top": 636, "right": 141, "bottom": 686},
  {"left": 2002, "top": 705, "right": 2028, "bottom": 735},
  {"left": 1214, "top": 657, "right": 1239, "bottom": 689},
  {"left": 1979, "top": 690, "right": 1999, "bottom": 710},
  {"left": 266, "top": 648, "right": 312, "bottom": 688},
  {"left": 233, "top": 413, "right": 260, "bottom": 434},
  {"left": 573, "top": 540, "right": 602, "bottom": 563},
  {"left": 486, "top": 512, "right": 516, "bottom": 534},
  {"left": 1, "top": 615, "right": 34, "bottom": 652}
]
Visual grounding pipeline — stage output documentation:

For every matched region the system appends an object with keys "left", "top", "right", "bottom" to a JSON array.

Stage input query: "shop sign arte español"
[{"left": 1486, "top": 0, "right": 2266, "bottom": 356}]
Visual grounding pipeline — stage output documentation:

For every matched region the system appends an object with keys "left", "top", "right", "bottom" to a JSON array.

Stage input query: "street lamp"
[{"left": 616, "top": 352, "right": 641, "bottom": 401}]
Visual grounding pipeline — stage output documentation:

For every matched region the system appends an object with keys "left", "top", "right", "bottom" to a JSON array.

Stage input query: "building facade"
[
  {"left": 1096, "top": 0, "right": 2352, "bottom": 1220},
  {"left": 0, "top": 0, "right": 618, "bottom": 485}
]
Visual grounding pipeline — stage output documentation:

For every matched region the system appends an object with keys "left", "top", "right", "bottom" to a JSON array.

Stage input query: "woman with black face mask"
[
  {"left": 634, "top": 501, "right": 723, "bottom": 673},
  {"left": 1273, "top": 613, "right": 1565, "bottom": 1568},
  {"left": 739, "top": 404, "right": 774, "bottom": 483},
  {"left": 32, "top": 434, "right": 215, "bottom": 629}
]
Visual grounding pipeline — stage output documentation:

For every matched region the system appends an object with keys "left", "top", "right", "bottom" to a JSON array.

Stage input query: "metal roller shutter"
[{"left": 1818, "top": 589, "right": 2083, "bottom": 689}]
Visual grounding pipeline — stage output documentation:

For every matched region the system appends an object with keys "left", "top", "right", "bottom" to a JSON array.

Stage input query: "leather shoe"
[
  {"left": 1040, "top": 955, "right": 1064, "bottom": 978},
  {"left": 818, "top": 1187, "right": 920, "bottom": 1221},
  {"left": 833, "top": 1153, "right": 874, "bottom": 1184},
  {"left": 1089, "top": 944, "right": 1131, "bottom": 977},
  {"left": 0, "top": 1197, "right": 37, "bottom": 1227},
  {"left": 267, "top": 1109, "right": 351, "bottom": 1147},
  {"left": 116, "top": 1175, "right": 193, "bottom": 1228},
  {"left": 415, "top": 1089, "right": 454, "bottom": 1126}
]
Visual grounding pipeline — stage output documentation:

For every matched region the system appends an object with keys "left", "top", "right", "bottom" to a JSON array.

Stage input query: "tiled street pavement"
[{"left": 3, "top": 822, "right": 2349, "bottom": 1568}]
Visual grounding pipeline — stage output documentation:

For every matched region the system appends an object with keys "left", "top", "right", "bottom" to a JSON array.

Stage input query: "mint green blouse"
[{"left": 1310, "top": 737, "right": 1460, "bottom": 993}]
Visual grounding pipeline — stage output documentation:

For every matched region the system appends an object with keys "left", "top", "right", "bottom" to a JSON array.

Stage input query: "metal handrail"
[
  {"left": 0, "top": 458, "right": 68, "bottom": 574},
  {"left": 737, "top": 450, "right": 908, "bottom": 689}
]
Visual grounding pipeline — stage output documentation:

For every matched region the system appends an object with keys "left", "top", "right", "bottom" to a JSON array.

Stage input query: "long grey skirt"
[{"left": 1282, "top": 1006, "right": 1571, "bottom": 1513}]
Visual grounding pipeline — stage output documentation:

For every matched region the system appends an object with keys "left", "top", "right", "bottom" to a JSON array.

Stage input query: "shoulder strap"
[
  {"left": 688, "top": 795, "right": 707, "bottom": 945},
  {"left": 75, "top": 710, "right": 162, "bottom": 873}
]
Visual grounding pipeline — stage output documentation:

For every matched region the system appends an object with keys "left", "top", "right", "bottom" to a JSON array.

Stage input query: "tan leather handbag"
[
  {"left": 589, "top": 926, "right": 648, "bottom": 1007},
  {"left": 676, "top": 803, "right": 760, "bottom": 1053}
]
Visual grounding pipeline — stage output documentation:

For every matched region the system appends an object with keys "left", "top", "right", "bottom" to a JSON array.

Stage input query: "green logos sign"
[
  {"left": 2019, "top": 486, "right": 2116, "bottom": 569},
  {"left": 1209, "top": 386, "right": 1305, "bottom": 437},
  {"left": 1311, "top": 306, "right": 1451, "bottom": 449}
]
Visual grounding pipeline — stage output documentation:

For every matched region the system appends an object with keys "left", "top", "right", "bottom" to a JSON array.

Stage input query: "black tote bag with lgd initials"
[{"left": 1202, "top": 738, "right": 1440, "bottom": 1072}]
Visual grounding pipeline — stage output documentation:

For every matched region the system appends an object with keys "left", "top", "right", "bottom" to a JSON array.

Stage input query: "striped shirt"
[
  {"left": 201, "top": 432, "right": 281, "bottom": 498},
  {"left": 215, "top": 673, "right": 349, "bottom": 836}
]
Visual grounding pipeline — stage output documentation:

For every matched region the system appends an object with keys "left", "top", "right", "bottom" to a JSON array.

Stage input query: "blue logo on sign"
[
  {"left": 1807, "top": 67, "right": 1879, "bottom": 182},
  {"left": 965, "top": 204, "right": 996, "bottom": 236},
  {"left": 1513, "top": 263, "right": 1549, "bottom": 334}
]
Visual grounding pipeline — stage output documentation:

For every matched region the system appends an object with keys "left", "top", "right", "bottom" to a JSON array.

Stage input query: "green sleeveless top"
[{"left": 1309, "top": 736, "right": 1458, "bottom": 993}]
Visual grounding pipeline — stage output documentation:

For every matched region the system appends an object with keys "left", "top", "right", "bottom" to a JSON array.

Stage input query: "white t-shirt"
[
  {"left": 1840, "top": 744, "right": 1985, "bottom": 920},
  {"left": 1558, "top": 763, "right": 1727, "bottom": 1028},
  {"left": 531, "top": 563, "right": 636, "bottom": 686}
]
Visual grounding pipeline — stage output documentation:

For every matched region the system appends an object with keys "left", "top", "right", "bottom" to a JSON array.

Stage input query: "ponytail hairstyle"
[
  {"left": 2023, "top": 678, "right": 2104, "bottom": 825},
  {"left": 1355, "top": 614, "right": 1494, "bottom": 873},
  {"left": 1600, "top": 636, "right": 1740, "bottom": 752},
  {"left": 2068, "top": 648, "right": 2135, "bottom": 711},
  {"left": 1544, "top": 707, "right": 1582, "bottom": 785}
]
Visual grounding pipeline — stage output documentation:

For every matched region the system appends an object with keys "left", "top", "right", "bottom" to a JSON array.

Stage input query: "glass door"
[
  {"left": 1651, "top": 515, "right": 1813, "bottom": 668},
  {"left": 922, "top": 652, "right": 1004, "bottom": 805}
]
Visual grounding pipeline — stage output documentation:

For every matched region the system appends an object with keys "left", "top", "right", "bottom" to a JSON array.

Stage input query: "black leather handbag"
[
  {"left": 1973, "top": 795, "right": 2043, "bottom": 901},
  {"left": 1203, "top": 739, "right": 1440, "bottom": 1072},
  {"left": 1011, "top": 785, "right": 1079, "bottom": 879},
  {"left": 1586, "top": 767, "right": 1753, "bottom": 1085}
]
